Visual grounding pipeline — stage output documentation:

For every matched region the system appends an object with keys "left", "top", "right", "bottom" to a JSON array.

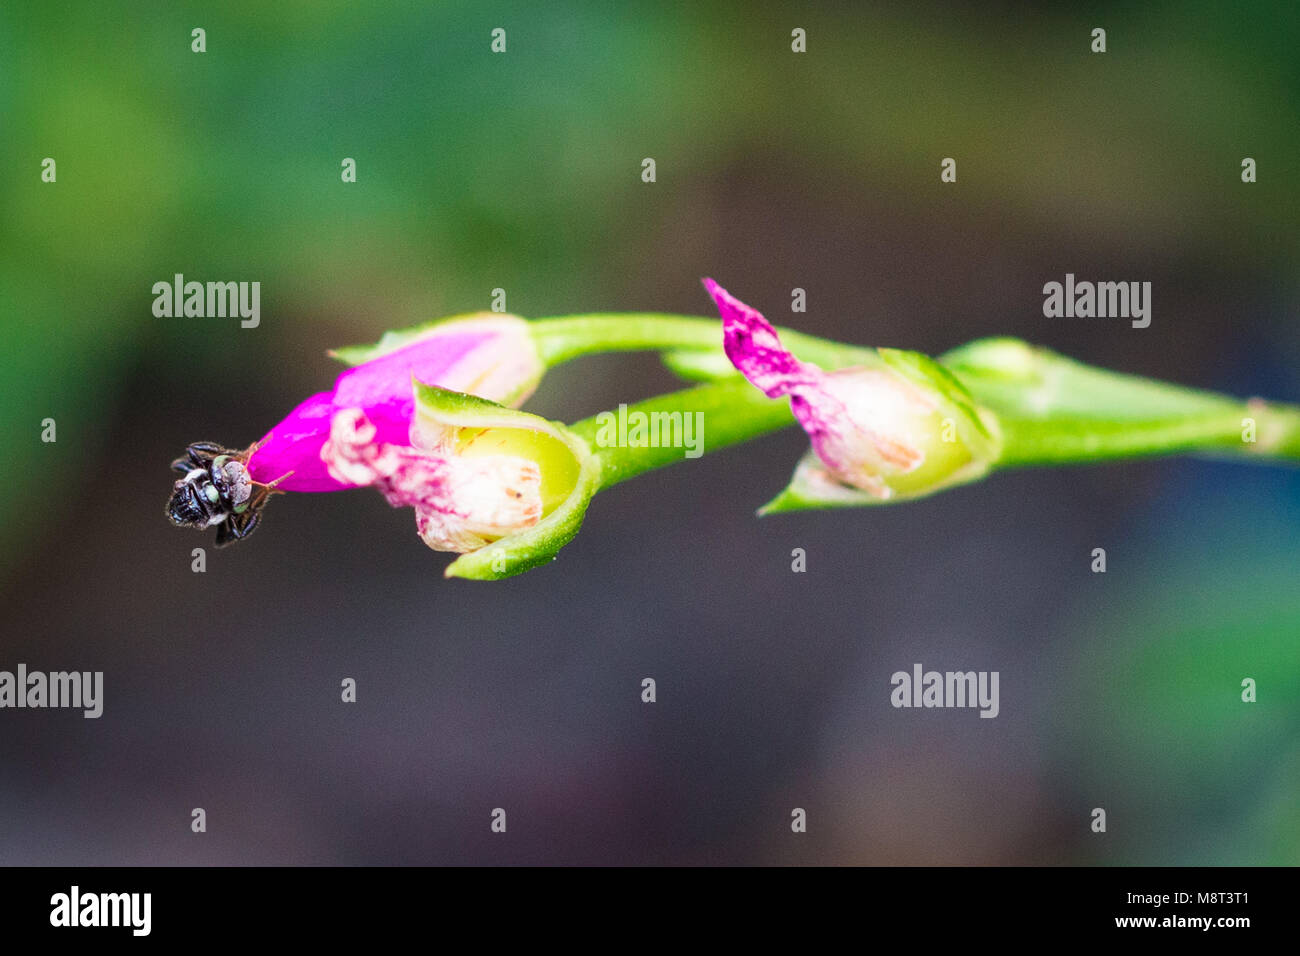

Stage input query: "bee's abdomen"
[{"left": 167, "top": 482, "right": 212, "bottom": 526}]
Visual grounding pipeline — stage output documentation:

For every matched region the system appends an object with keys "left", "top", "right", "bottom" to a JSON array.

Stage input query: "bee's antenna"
[
  {"left": 262, "top": 470, "right": 295, "bottom": 494},
  {"left": 243, "top": 437, "right": 292, "bottom": 495}
]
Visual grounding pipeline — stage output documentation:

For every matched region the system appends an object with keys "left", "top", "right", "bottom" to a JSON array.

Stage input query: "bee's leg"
[
  {"left": 214, "top": 518, "right": 236, "bottom": 548},
  {"left": 180, "top": 442, "right": 225, "bottom": 469},
  {"left": 217, "top": 511, "right": 260, "bottom": 547},
  {"left": 174, "top": 442, "right": 225, "bottom": 471}
]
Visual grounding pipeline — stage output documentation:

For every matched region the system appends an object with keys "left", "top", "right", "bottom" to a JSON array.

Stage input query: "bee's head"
[{"left": 214, "top": 456, "right": 254, "bottom": 511}]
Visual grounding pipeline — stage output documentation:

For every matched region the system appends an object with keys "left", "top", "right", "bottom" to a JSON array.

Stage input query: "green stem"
[
  {"left": 994, "top": 404, "right": 1300, "bottom": 466},
  {"left": 941, "top": 338, "right": 1300, "bottom": 467},
  {"left": 531, "top": 315, "right": 721, "bottom": 363},
  {"left": 537, "top": 319, "right": 1300, "bottom": 493},
  {"left": 569, "top": 378, "right": 795, "bottom": 489},
  {"left": 531, "top": 314, "right": 873, "bottom": 370}
]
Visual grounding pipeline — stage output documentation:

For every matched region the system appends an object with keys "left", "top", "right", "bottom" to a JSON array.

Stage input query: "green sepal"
[
  {"left": 412, "top": 382, "right": 601, "bottom": 581},
  {"left": 877, "top": 347, "right": 997, "bottom": 448},
  {"left": 758, "top": 448, "right": 992, "bottom": 514},
  {"left": 759, "top": 452, "right": 893, "bottom": 514},
  {"left": 940, "top": 337, "right": 1240, "bottom": 423}
]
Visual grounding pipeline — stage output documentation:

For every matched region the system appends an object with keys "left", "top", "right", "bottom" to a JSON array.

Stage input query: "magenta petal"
[
  {"left": 330, "top": 331, "right": 494, "bottom": 409},
  {"left": 245, "top": 329, "right": 499, "bottom": 492},
  {"left": 245, "top": 392, "right": 354, "bottom": 490},
  {"left": 703, "top": 278, "right": 819, "bottom": 398},
  {"left": 703, "top": 277, "right": 838, "bottom": 460}
]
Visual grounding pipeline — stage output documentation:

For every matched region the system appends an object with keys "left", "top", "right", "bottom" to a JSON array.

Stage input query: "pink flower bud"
[
  {"left": 704, "top": 279, "right": 999, "bottom": 503},
  {"left": 247, "top": 316, "right": 542, "bottom": 491}
]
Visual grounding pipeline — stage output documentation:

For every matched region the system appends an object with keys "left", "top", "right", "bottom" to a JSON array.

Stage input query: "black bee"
[{"left": 166, "top": 441, "right": 285, "bottom": 547}]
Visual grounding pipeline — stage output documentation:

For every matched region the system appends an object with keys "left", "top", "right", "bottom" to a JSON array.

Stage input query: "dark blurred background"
[{"left": 2, "top": 1, "right": 1297, "bottom": 864}]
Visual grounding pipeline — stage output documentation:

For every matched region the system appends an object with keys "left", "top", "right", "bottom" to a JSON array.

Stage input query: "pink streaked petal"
[
  {"left": 793, "top": 370, "right": 927, "bottom": 494},
  {"left": 704, "top": 279, "right": 928, "bottom": 497},
  {"left": 321, "top": 408, "right": 543, "bottom": 553},
  {"left": 416, "top": 456, "right": 543, "bottom": 552},
  {"left": 321, "top": 407, "right": 453, "bottom": 507},
  {"left": 703, "top": 278, "right": 820, "bottom": 398},
  {"left": 815, "top": 370, "right": 928, "bottom": 472}
]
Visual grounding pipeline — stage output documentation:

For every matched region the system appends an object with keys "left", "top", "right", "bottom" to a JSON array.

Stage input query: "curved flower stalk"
[{"left": 171, "top": 281, "right": 1300, "bottom": 579}]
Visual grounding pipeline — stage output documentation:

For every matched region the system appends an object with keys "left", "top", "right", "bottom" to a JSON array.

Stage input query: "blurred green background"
[{"left": 1, "top": 0, "right": 1296, "bottom": 864}]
